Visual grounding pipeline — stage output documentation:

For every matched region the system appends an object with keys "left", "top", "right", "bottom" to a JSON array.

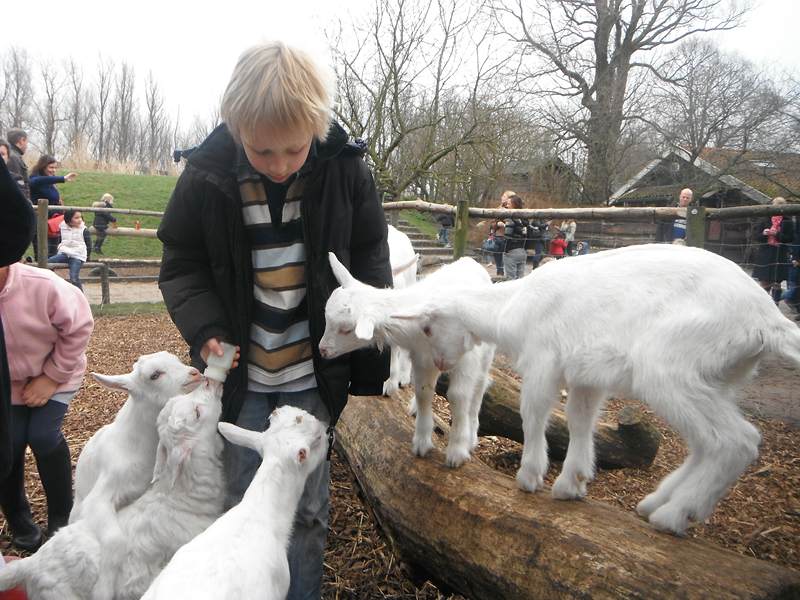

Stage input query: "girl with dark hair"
[
  {"left": 48, "top": 210, "right": 88, "bottom": 291},
  {"left": 29, "top": 155, "right": 77, "bottom": 258}
]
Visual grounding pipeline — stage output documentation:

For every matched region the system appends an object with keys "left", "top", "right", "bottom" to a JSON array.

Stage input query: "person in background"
[
  {"left": 92, "top": 193, "right": 117, "bottom": 255},
  {"left": 4, "top": 129, "right": 29, "bottom": 201},
  {"left": 488, "top": 190, "right": 515, "bottom": 276},
  {"left": 436, "top": 212, "right": 454, "bottom": 247},
  {"left": 48, "top": 209, "right": 89, "bottom": 291},
  {"left": 753, "top": 196, "right": 794, "bottom": 304},
  {"left": 561, "top": 218, "right": 577, "bottom": 255},
  {"left": 549, "top": 229, "right": 568, "bottom": 258},
  {"left": 157, "top": 41, "right": 391, "bottom": 599},
  {"left": 0, "top": 156, "right": 36, "bottom": 485},
  {"left": 0, "top": 139, "right": 10, "bottom": 164},
  {"left": 672, "top": 188, "right": 693, "bottom": 243},
  {"left": 0, "top": 252, "right": 93, "bottom": 551},
  {"left": 29, "top": 155, "right": 77, "bottom": 258},
  {"left": 502, "top": 194, "right": 528, "bottom": 279}
]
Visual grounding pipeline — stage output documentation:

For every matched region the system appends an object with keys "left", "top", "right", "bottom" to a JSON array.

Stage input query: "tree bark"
[
  {"left": 336, "top": 395, "right": 800, "bottom": 600},
  {"left": 436, "top": 368, "right": 661, "bottom": 469}
]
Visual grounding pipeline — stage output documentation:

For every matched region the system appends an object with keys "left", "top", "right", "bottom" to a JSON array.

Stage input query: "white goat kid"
[
  {"left": 113, "top": 377, "right": 226, "bottom": 600},
  {"left": 319, "top": 253, "right": 495, "bottom": 468},
  {"left": 0, "top": 378, "right": 224, "bottom": 600},
  {"left": 141, "top": 406, "right": 328, "bottom": 600},
  {"left": 70, "top": 351, "right": 202, "bottom": 524},
  {"left": 397, "top": 244, "right": 800, "bottom": 535},
  {"left": 384, "top": 224, "right": 418, "bottom": 396}
]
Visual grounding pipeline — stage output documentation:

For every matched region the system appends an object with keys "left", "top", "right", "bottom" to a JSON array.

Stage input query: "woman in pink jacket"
[{"left": 0, "top": 261, "right": 93, "bottom": 550}]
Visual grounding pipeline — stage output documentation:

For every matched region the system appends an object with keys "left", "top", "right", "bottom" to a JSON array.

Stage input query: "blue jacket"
[{"left": 29, "top": 175, "right": 65, "bottom": 211}]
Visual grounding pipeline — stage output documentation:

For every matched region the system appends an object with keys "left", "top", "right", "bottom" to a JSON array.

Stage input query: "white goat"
[
  {"left": 390, "top": 244, "right": 800, "bottom": 535},
  {"left": 319, "top": 253, "right": 495, "bottom": 468},
  {"left": 384, "top": 224, "right": 418, "bottom": 396},
  {"left": 0, "top": 378, "right": 225, "bottom": 600},
  {"left": 141, "top": 406, "right": 328, "bottom": 600},
  {"left": 70, "top": 351, "right": 202, "bottom": 524}
]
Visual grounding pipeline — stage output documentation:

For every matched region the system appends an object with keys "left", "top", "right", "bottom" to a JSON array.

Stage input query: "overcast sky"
[{"left": 4, "top": 0, "right": 798, "bottom": 130}]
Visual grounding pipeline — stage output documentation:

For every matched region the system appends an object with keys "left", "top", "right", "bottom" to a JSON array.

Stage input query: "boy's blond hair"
[{"left": 221, "top": 41, "right": 334, "bottom": 144}]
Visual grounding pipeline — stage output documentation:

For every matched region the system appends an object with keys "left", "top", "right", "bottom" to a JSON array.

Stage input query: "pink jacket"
[{"left": 0, "top": 263, "right": 94, "bottom": 404}]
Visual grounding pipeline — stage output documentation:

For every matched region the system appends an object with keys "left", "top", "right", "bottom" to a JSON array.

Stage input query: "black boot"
[
  {"left": 35, "top": 439, "right": 73, "bottom": 537},
  {"left": 0, "top": 453, "right": 43, "bottom": 551}
]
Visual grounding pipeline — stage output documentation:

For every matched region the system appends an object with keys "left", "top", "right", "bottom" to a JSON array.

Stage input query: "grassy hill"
[{"left": 53, "top": 170, "right": 179, "bottom": 258}]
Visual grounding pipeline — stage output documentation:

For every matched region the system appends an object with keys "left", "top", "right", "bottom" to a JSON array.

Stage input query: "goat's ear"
[
  {"left": 151, "top": 442, "right": 168, "bottom": 484},
  {"left": 328, "top": 252, "right": 356, "bottom": 287},
  {"left": 91, "top": 372, "right": 132, "bottom": 392},
  {"left": 163, "top": 444, "right": 192, "bottom": 489},
  {"left": 218, "top": 422, "right": 264, "bottom": 456},
  {"left": 354, "top": 316, "right": 375, "bottom": 340}
]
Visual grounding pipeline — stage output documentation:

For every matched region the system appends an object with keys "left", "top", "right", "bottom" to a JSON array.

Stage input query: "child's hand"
[
  {"left": 22, "top": 374, "right": 59, "bottom": 407},
  {"left": 201, "top": 338, "right": 241, "bottom": 370}
]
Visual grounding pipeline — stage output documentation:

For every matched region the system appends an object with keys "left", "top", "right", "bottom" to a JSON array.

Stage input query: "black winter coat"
[
  {"left": 158, "top": 123, "right": 392, "bottom": 425},
  {"left": 753, "top": 216, "right": 794, "bottom": 285}
]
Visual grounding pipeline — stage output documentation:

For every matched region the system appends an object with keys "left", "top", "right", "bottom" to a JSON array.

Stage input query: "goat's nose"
[{"left": 319, "top": 346, "right": 330, "bottom": 359}]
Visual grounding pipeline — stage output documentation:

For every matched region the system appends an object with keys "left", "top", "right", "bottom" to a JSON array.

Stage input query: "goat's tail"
[
  {"left": 768, "top": 321, "right": 800, "bottom": 368},
  {"left": 0, "top": 556, "right": 29, "bottom": 590}
]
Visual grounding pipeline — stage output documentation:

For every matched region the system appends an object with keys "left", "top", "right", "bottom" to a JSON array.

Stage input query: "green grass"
[
  {"left": 399, "top": 209, "right": 438, "bottom": 237},
  {"left": 91, "top": 301, "right": 167, "bottom": 317},
  {"left": 54, "top": 170, "right": 178, "bottom": 259}
]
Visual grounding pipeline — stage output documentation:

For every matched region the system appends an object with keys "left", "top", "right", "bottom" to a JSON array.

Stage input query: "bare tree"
[
  {"left": 2, "top": 47, "right": 34, "bottom": 130},
  {"left": 331, "top": 0, "right": 511, "bottom": 200},
  {"left": 94, "top": 56, "right": 114, "bottom": 164},
  {"left": 63, "top": 58, "right": 95, "bottom": 162},
  {"left": 32, "top": 59, "right": 65, "bottom": 155},
  {"left": 111, "top": 61, "right": 137, "bottom": 163},
  {"left": 494, "top": 0, "right": 746, "bottom": 204},
  {"left": 143, "top": 71, "right": 171, "bottom": 171}
]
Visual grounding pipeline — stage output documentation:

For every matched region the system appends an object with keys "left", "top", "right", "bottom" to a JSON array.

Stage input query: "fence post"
[
  {"left": 452, "top": 200, "right": 469, "bottom": 260},
  {"left": 100, "top": 263, "right": 111, "bottom": 305},
  {"left": 37, "top": 199, "right": 49, "bottom": 268},
  {"left": 390, "top": 210, "right": 399, "bottom": 227},
  {"left": 686, "top": 206, "right": 706, "bottom": 248}
]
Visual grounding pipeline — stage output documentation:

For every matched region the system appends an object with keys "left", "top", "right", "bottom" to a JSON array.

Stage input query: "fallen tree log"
[
  {"left": 436, "top": 368, "right": 661, "bottom": 469},
  {"left": 336, "top": 395, "right": 800, "bottom": 600}
]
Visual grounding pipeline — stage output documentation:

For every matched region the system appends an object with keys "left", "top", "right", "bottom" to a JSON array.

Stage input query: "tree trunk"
[
  {"left": 336, "top": 395, "right": 800, "bottom": 600},
  {"left": 436, "top": 368, "right": 661, "bottom": 469}
]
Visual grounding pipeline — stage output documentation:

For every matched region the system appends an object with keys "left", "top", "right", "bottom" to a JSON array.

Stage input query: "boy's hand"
[
  {"left": 201, "top": 337, "right": 241, "bottom": 370},
  {"left": 22, "top": 374, "right": 59, "bottom": 407}
]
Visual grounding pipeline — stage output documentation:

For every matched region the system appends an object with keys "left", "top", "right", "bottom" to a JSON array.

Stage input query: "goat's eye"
[
  {"left": 150, "top": 371, "right": 162, "bottom": 381},
  {"left": 339, "top": 328, "right": 353, "bottom": 335},
  {"left": 195, "top": 406, "right": 202, "bottom": 420},
  {"left": 423, "top": 325, "right": 432, "bottom": 337}
]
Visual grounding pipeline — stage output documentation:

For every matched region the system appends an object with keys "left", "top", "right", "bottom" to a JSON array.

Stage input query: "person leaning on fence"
[
  {"left": 48, "top": 209, "right": 89, "bottom": 291},
  {"left": 92, "top": 193, "right": 117, "bottom": 254},
  {"left": 486, "top": 190, "right": 515, "bottom": 275},
  {"left": 560, "top": 217, "right": 577, "bottom": 255},
  {"left": 157, "top": 41, "right": 391, "bottom": 599},
  {"left": 29, "top": 154, "right": 78, "bottom": 259},
  {"left": 4, "top": 129, "right": 30, "bottom": 201},
  {"left": 549, "top": 229, "right": 568, "bottom": 258},
  {"left": 753, "top": 196, "right": 795, "bottom": 304},
  {"left": 0, "top": 255, "right": 93, "bottom": 552},
  {"left": 502, "top": 194, "right": 529, "bottom": 280}
]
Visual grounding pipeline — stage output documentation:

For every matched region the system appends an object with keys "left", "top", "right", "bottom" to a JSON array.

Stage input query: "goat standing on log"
[
  {"left": 389, "top": 244, "right": 800, "bottom": 535},
  {"left": 320, "top": 254, "right": 495, "bottom": 468}
]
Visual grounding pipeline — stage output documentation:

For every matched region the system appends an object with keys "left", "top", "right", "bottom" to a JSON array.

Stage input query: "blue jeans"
[
  {"left": 224, "top": 388, "right": 331, "bottom": 600},
  {"left": 48, "top": 253, "right": 84, "bottom": 291}
]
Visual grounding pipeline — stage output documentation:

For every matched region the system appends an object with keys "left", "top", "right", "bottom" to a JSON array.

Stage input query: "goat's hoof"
[
  {"left": 445, "top": 448, "right": 471, "bottom": 468},
  {"left": 515, "top": 469, "right": 544, "bottom": 493},
  {"left": 647, "top": 504, "right": 689, "bottom": 536},
  {"left": 551, "top": 475, "right": 587, "bottom": 500},
  {"left": 412, "top": 438, "right": 433, "bottom": 458},
  {"left": 636, "top": 493, "right": 665, "bottom": 518},
  {"left": 382, "top": 380, "right": 399, "bottom": 397},
  {"left": 406, "top": 397, "right": 418, "bottom": 416}
]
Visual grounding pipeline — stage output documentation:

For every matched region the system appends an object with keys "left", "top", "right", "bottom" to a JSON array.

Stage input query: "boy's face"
[{"left": 241, "top": 123, "right": 313, "bottom": 183}]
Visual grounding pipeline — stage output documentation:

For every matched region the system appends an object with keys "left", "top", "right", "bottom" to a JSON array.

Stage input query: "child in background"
[
  {"left": 0, "top": 261, "right": 93, "bottom": 550},
  {"left": 48, "top": 209, "right": 89, "bottom": 291},
  {"left": 92, "top": 194, "right": 117, "bottom": 255},
  {"left": 549, "top": 231, "right": 568, "bottom": 258}
]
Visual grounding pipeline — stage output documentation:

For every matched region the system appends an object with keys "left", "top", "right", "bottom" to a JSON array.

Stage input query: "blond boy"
[{"left": 158, "top": 42, "right": 391, "bottom": 598}]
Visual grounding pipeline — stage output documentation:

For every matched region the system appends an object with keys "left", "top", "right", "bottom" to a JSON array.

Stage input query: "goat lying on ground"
[
  {"left": 319, "top": 253, "right": 495, "bottom": 468},
  {"left": 388, "top": 244, "right": 800, "bottom": 535},
  {"left": 384, "top": 224, "right": 418, "bottom": 396},
  {"left": 70, "top": 351, "right": 202, "bottom": 524},
  {"left": 141, "top": 406, "right": 327, "bottom": 600},
  {"left": 0, "top": 377, "right": 225, "bottom": 600}
]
